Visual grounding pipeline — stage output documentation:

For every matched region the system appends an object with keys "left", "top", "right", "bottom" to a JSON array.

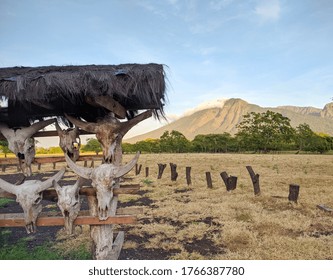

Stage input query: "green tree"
[
  {"left": 295, "top": 124, "right": 330, "bottom": 153},
  {"left": 159, "top": 130, "right": 190, "bottom": 153},
  {"left": 236, "top": 110, "right": 295, "bottom": 153},
  {"left": 0, "top": 140, "right": 11, "bottom": 157},
  {"left": 191, "top": 133, "right": 235, "bottom": 153},
  {"left": 81, "top": 138, "right": 102, "bottom": 155}
]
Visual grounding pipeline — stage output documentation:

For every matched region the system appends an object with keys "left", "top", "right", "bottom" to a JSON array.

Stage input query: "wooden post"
[
  {"left": 288, "top": 184, "right": 300, "bottom": 203},
  {"left": 206, "top": 172, "right": 213, "bottom": 188},
  {"left": 157, "top": 163, "right": 166, "bottom": 179},
  {"left": 170, "top": 163, "right": 178, "bottom": 181},
  {"left": 135, "top": 164, "right": 142, "bottom": 175},
  {"left": 38, "top": 163, "right": 42, "bottom": 170},
  {"left": 90, "top": 160, "right": 94, "bottom": 168},
  {"left": 84, "top": 160, "right": 88, "bottom": 167},
  {"left": 53, "top": 162, "right": 56, "bottom": 169},
  {"left": 145, "top": 167, "right": 149, "bottom": 177},
  {"left": 186, "top": 167, "right": 192, "bottom": 186},
  {"left": 220, "top": 171, "right": 237, "bottom": 191},
  {"left": 246, "top": 166, "right": 260, "bottom": 195}
]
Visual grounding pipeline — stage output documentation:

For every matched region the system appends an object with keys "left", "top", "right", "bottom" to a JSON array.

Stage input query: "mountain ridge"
[{"left": 125, "top": 98, "right": 333, "bottom": 143}]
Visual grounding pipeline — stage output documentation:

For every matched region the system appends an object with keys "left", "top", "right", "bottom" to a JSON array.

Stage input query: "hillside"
[{"left": 125, "top": 98, "right": 333, "bottom": 143}]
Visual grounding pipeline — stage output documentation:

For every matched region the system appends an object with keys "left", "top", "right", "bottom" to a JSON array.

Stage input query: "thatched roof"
[{"left": 0, "top": 63, "right": 167, "bottom": 127}]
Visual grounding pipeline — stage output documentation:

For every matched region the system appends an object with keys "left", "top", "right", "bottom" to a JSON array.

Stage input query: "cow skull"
[
  {"left": 65, "top": 111, "right": 151, "bottom": 164},
  {"left": 0, "top": 168, "right": 65, "bottom": 233},
  {"left": 53, "top": 177, "right": 84, "bottom": 235},
  {"left": 65, "top": 152, "right": 140, "bottom": 220},
  {"left": 55, "top": 122, "right": 81, "bottom": 162},
  {"left": 0, "top": 118, "right": 56, "bottom": 176}
]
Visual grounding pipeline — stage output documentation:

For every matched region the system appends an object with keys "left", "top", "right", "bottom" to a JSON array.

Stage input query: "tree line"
[
  {"left": 122, "top": 111, "right": 333, "bottom": 154},
  {"left": 1, "top": 111, "right": 332, "bottom": 156}
]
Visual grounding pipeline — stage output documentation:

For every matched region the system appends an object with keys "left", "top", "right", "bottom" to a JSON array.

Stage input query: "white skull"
[
  {"left": 55, "top": 122, "right": 81, "bottom": 162},
  {"left": 53, "top": 178, "right": 82, "bottom": 235},
  {"left": 65, "top": 111, "right": 151, "bottom": 163},
  {"left": 0, "top": 168, "right": 65, "bottom": 233},
  {"left": 0, "top": 119, "right": 56, "bottom": 176},
  {"left": 65, "top": 152, "right": 139, "bottom": 220}
]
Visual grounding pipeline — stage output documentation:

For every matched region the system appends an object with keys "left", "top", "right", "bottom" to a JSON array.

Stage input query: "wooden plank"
[
  {"left": 0, "top": 130, "right": 94, "bottom": 141},
  {"left": 0, "top": 214, "right": 137, "bottom": 227},
  {"left": 109, "top": 231, "right": 125, "bottom": 260},
  {"left": 0, "top": 155, "right": 103, "bottom": 165},
  {"left": 0, "top": 185, "right": 141, "bottom": 200}
]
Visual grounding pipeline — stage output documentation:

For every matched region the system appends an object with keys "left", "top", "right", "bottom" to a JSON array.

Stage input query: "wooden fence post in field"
[
  {"left": 135, "top": 164, "right": 142, "bottom": 175},
  {"left": 220, "top": 171, "right": 237, "bottom": 191},
  {"left": 288, "top": 184, "right": 300, "bottom": 203},
  {"left": 186, "top": 167, "right": 192, "bottom": 186},
  {"left": 206, "top": 172, "right": 213, "bottom": 188},
  {"left": 246, "top": 166, "right": 260, "bottom": 195},
  {"left": 157, "top": 163, "right": 167, "bottom": 179},
  {"left": 38, "top": 163, "right": 42, "bottom": 170},
  {"left": 84, "top": 161, "right": 88, "bottom": 167},
  {"left": 53, "top": 162, "right": 56, "bottom": 169},
  {"left": 145, "top": 167, "right": 149, "bottom": 177},
  {"left": 170, "top": 163, "right": 178, "bottom": 181}
]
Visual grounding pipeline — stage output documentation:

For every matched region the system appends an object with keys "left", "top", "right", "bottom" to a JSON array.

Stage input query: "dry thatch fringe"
[{"left": 0, "top": 63, "right": 167, "bottom": 119}]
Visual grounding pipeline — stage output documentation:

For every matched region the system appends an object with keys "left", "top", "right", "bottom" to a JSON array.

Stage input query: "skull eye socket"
[{"left": 34, "top": 196, "right": 42, "bottom": 205}]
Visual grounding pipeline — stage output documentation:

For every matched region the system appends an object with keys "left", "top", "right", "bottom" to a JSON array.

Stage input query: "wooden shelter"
[
  {"left": 0, "top": 63, "right": 167, "bottom": 260},
  {"left": 0, "top": 63, "right": 167, "bottom": 128}
]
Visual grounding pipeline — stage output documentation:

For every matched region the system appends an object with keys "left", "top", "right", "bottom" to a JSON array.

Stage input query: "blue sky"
[{"left": 1, "top": 0, "right": 333, "bottom": 142}]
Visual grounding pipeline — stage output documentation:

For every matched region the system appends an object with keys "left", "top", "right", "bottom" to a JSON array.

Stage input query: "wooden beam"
[
  {"left": 85, "top": 96, "right": 127, "bottom": 119},
  {"left": 109, "top": 231, "right": 125, "bottom": 260},
  {"left": 0, "top": 130, "right": 94, "bottom": 141},
  {"left": 0, "top": 185, "right": 141, "bottom": 200},
  {"left": 0, "top": 213, "right": 137, "bottom": 227},
  {"left": 0, "top": 155, "right": 103, "bottom": 165}
]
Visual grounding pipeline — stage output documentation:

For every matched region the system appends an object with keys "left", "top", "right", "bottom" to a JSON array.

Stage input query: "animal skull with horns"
[
  {"left": 65, "top": 110, "right": 152, "bottom": 164},
  {"left": 65, "top": 152, "right": 140, "bottom": 220},
  {"left": 55, "top": 122, "right": 81, "bottom": 162},
  {"left": 53, "top": 177, "right": 86, "bottom": 235},
  {"left": 0, "top": 168, "right": 65, "bottom": 234},
  {"left": 0, "top": 118, "right": 56, "bottom": 176}
]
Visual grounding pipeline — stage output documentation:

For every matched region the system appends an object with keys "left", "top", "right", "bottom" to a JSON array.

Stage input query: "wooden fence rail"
[{"left": 0, "top": 155, "right": 103, "bottom": 172}]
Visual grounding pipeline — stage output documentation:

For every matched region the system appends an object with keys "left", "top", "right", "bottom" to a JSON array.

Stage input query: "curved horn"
[
  {"left": 0, "top": 123, "right": 14, "bottom": 140},
  {"left": 65, "top": 114, "right": 98, "bottom": 133},
  {"left": 115, "top": 151, "right": 140, "bottom": 178},
  {"left": 0, "top": 177, "right": 18, "bottom": 195},
  {"left": 38, "top": 168, "right": 66, "bottom": 192},
  {"left": 65, "top": 153, "right": 93, "bottom": 179},
  {"left": 55, "top": 121, "right": 63, "bottom": 136},
  {"left": 120, "top": 110, "right": 153, "bottom": 136},
  {"left": 22, "top": 118, "right": 57, "bottom": 139}
]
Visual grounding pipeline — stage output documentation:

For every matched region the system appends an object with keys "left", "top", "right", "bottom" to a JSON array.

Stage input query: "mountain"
[{"left": 124, "top": 98, "right": 333, "bottom": 143}]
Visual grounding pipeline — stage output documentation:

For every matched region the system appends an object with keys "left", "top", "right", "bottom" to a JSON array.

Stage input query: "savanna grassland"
[
  {"left": 1, "top": 153, "right": 333, "bottom": 260},
  {"left": 117, "top": 153, "right": 333, "bottom": 260}
]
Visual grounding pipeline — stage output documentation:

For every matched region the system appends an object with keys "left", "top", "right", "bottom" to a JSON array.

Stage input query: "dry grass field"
[
  {"left": 1, "top": 153, "right": 333, "bottom": 260},
  {"left": 116, "top": 153, "right": 333, "bottom": 260}
]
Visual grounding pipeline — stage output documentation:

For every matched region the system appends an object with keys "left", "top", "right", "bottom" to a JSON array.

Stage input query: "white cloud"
[{"left": 255, "top": 0, "right": 281, "bottom": 21}]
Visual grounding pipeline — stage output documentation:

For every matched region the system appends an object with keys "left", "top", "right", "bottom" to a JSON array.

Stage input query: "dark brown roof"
[{"left": 0, "top": 63, "right": 167, "bottom": 127}]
